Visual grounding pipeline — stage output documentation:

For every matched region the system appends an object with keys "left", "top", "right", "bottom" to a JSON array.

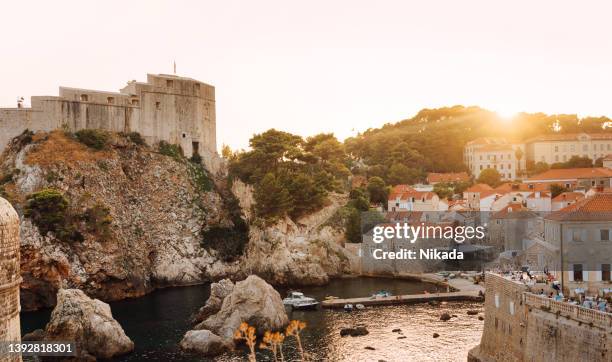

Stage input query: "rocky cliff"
[{"left": 0, "top": 131, "right": 353, "bottom": 311}]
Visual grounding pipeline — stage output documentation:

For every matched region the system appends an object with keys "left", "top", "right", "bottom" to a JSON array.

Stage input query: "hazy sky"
[{"left": 2, "top": 1, "right": 611, "bottom": 150}]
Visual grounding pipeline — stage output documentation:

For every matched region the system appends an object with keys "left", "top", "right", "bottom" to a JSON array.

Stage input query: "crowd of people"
[{"left": 494, "top": 268, "right": 612, "bottom": 314}]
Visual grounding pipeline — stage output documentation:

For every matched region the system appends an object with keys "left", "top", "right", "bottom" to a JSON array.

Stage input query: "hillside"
[
  {"left": 1, "top": 131, "right": 351, "bottom": 311},
  {"left": 345, "top": 105, "right": 612, "bottom": 181}
]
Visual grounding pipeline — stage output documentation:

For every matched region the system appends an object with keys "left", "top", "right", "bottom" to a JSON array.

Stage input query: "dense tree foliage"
[
  {"left": 551, "top": 156, "right": 594, "bottom": 169},
  {"left": 477, "top": 168, "right": 502, "bottom": 187},
  {"left": 550, "top": 184, "right": 568, "bottom": 198},
  {"left": 229, "top": 130, "right": 350, "bottom": 221},
  {"left": 345, "top": 106, "right": 611, "bottom": 184}
]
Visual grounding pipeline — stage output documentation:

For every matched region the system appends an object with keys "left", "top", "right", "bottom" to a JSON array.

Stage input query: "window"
[
  {"left": 573, "top": 264, "right": 583, "bottom": 281},
  {"left": 554, "top": 146, "right": 559, "bottom": 152},
  {"left": 509, "top": 301, "right": 515, "bottom": 315},
  {"left": 501, "top": 164, "right": 504, "bottom": 170},
  {"left": 563, "top": 155, "right": 567, "bottom": 161},
  {"left": 601, "top": 229, "right": 610, "bottom": 241},
  {"left": 107, "top": 97, "right": 114, "bottom": 104},
  {"left": 572, "top": 229, "right": 583, "bottom": 242},
  {"left": 508, "top": 163, "right": 511, "bottom": 169},
  {"left": 570, "top": 145, "right": 575, "bottom": 152},
  {"left": 80, "top": 94, "right": 89, "bottom": 101},
  {"left": 555, "top": 155, "right": 559, "bottom": 162},
  {"left": 480, "top": 165, "right": 483, "bottom": 170},
  {"left": 166, "top": 79, "right": 174, "bottom": 87},
  {"left": 194, "top": 83, "right": 200, "bottom": 91},
  {"left": 494, "top": 293, "right": 500, "bottom": 308},
  {"left": 603, "top": 264, "right": 611, "bottom": 281},
  {"left": 583, "top": 144, "right": 588, "bottom": 151},
  {"left": 192, "top": 141, "right": 199, "bottom": 156},
  {"left": 131, "top": 98, "right": 139, "bottom": 106}
]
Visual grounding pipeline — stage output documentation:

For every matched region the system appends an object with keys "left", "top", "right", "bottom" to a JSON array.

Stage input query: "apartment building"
[
  {"left": 524, "top": 133, "right": 612, "bottom": 165},
  {"left": 463, "top": 138, "right": 524, "bottom": 180},
  {"left": 543, "top": 192, "right": 612, "bottom": 295}
]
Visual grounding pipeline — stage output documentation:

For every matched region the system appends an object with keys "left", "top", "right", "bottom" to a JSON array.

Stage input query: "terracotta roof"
[
  {"left": 546, "top": 192, "right": 612, "bottom": 221},
  {"left": 494, "top": 183, "right": 549, "bottom": 193},
  {"left": 388, "top": 184, "right": 416, "bottom": 200},
  {"left": 474, "top": 144, "right": 514, "bottom": 152},
  {"left": 491, "top": 203, "right": 537, "bottom": 219},
  {"left": 389, "top": 190, "right": 437, "bottom": 202},
  {"left": 525, "top": 167, "right": 612, "bottom": 182},
  {"left": 551, "top": 192, "right": 584, "bottom": 203},
  {"left": 526, "top": 191, "right": 551, "bottom": 199},
  {"left": 426, "top": 172, "right": 470, "bottom": 184},
  {"left": 524, "top": 133, "right": 612, "bottom": 143},
  {"left": 604, "top": 154, "right": 612, "bottom": 161},
  {"left": 465, "top": 183, "right": 494, "bottom": 193}
]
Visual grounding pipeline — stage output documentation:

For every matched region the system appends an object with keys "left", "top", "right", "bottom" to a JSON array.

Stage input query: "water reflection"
[{"left": 20, "top": 277, "right": 483, "bottom": 362}]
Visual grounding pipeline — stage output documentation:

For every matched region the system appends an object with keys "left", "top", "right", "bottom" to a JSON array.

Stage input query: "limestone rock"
[
  {"left": 340, "top": 326, "right": 369, "bottom": 337},
  {"left": 440, "top": 313, "right": 452, "bottom": 321},
  {"left": 180, "top": 330, "right": 231, "bottom": 356},
  {"left": 43, "top": 289, "right": 134, "bottom": 359},
  {"left": 192, "top": 279, "right": 235, "bottom": 323},
  {"left": 198, "top": 275, "right": 288, "bottom": 340}
]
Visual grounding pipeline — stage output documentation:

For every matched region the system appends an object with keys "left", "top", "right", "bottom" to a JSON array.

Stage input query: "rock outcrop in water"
[
  {"left": 191, "top": 278, "right": 235, "bottom": 324},
  {"left": 196, "top": 275, "right": 289, "bottom": 340},
  {"left": 42, "top": 288, "right": 134, "bottom": 360},
  {"left": 182, "top": 275, "right": 288, "bottom": 357}
]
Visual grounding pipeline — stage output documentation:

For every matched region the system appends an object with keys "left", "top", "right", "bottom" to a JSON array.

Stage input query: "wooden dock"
[{"left": 321, "top": 291, "right": 483, "bottom": 309}]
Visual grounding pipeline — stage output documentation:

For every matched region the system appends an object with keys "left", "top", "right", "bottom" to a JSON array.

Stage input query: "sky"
[{"left": 1, "top": 1, "right": 612, "bottom": 151}]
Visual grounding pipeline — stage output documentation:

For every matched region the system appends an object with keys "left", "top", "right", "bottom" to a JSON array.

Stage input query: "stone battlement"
[
  {"left": 0, "top": 73, "right": 221, "bottom": 173},
  {"left": 469, "top": 272, "right": 611, "bottom": 362}
]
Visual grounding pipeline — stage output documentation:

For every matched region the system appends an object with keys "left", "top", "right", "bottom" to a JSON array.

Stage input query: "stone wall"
[
  {"left": 0, "top": 74, "right": 222, "bottom": 173},
  {"left": 469, "top": 273, "right": 611, "bottom": 362},
  {"left": 0, "top": 197, "right": 21, "bottom": 362}
]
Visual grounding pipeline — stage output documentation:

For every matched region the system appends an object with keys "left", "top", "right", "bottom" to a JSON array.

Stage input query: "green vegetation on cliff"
[{"left": 229, "top": 129, "right": 350, "bottom": 222}]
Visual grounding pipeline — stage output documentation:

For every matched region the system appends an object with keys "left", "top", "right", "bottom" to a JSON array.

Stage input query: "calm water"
[{"left": 20, "top": 277, "right": 483, "bottom": 362}]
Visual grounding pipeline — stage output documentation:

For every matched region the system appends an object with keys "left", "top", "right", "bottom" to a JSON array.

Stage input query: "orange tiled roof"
[
  {"left": 466, "top": 137, "right": 508, "bottom": 146},
  {"left": 426, "top": 172, "right": 470, "bottom": 184},
  {"left": 494, "top": 183, "right": 549, "bottom": 193},
  {"left": 604, "top": 154, "right": 612, "bottom": 161},
  {"left": 491, "top": 203, "right": 537, "bottom": 219},
  {"left": 526, "top": 191, "right": 551, "bottom": 199},
  {"left": 551, "top": 192, "right": 584, "bottom": 203},
  {"left": 524, "top": 133, "right": 612, "bottom": 143},
  {"left": 465, "top": 183, "right": 494, "bottom": 193},
  {"left": 525, "top": 167, "right": 612, "bottom": 182},
  {"left": 546, "top": 192, "right": 612, "bottom": 221}
]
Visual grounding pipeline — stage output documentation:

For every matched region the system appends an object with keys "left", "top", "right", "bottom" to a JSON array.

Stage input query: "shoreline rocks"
[
  {"left": 183, "top": 275, "right": 288, "bottom": 357},
  {"left": 40, "top": 289, "right": 134, "bottom": 360}
]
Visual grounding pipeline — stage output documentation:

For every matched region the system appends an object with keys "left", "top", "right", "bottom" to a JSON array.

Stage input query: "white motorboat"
[{"left": 282, "top": 291, "right": 319, "bottom": 310}]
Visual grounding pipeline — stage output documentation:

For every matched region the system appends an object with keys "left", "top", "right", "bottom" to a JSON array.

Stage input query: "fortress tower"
[
  {"left": 0, "top": 197, "right": 21, "bottom": 362},
  {"left": 0, "top": 74, "right": 220, "bottom": 172}
]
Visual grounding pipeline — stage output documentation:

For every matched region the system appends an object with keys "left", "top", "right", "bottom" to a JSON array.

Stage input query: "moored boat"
[{"left": 283, "top": 291, "right": 319, "bottom": 310}]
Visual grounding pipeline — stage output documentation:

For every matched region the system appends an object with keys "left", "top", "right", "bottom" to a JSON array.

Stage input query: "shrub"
[
  {"left": 190, "top": 153, "right": 202, "bottom": 164},
  {"left": 158, "top": 141, "right": 183, "bottom": 160},
  {"left": 188, "top": 161, "right": 213, "bottom": 193},
  {"left": 126, "top": 132, "right": 146, "bottom": 146},
  {"left": 75, "top": 129, "right": 110, "bottom": 150},
  {"left": 24, "top": 189, "right": 82, "bottom": 242}
]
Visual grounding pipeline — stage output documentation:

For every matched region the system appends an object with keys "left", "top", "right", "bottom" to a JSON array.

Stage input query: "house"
[
  {"left": 543, "top": 192, "right": 612, "bottom": 295},
  {"left": 524, "top": 167, "right": 612, "bottom": 190},
  {"left": 524, "top": 133, "right": 612, "bottom": 165},
  {"left": 525, "top": 191, "right": 552, "bottom": 212},
  {"left": 463, "top": 138, "right": 524, "bottom": 180},
  {"left": 426, "top": 172, "right": 470, "bottom": 185},
  {"left": 463, "top": 183, "right": 495, "bottom": 210},
  {"left": 604, "top": 154, "right": 612, "bottom": 169},
  {"left": 387, "top": 185, "right": 441, "bottom": 211},
  {"left": 551, "top": 192, "right": 584, "bottom": 211},
  {"left": 519, "top": 237, "right": 559, "bottom": 272},
  {"left": 489, "top": 203, "right": 539, "bottom": 252}
]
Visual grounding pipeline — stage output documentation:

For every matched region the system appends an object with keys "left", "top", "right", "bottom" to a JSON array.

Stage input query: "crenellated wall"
[
  {"left": 0, "top": 74, "right": 222, "bottom": 173},
  {"left": 468, "top": 273, "right": 611, "bottom": 362},
  {"left": 0, "top": 197, "right": 21, "bottom": 362}
]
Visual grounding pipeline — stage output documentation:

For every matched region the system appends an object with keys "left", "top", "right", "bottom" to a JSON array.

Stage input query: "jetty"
[
  {"left": 321, "top": 290, "right": 482, "bottom": 308},
  {"left": 322, "top": 273, "right": 485, "bottom": 309}
]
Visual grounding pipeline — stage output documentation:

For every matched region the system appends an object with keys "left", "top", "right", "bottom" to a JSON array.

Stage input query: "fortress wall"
[
  {"left": 0, "top": 198, "right": 21, "bottom": 362},
  {"left": 469, "top": 273, "right": 611, "bottom": 362},
  {"left": 0, "top": 109, "right": 31, "bottom": 154},
  {"left": 1, "top": 74, "right": 221, "bottom": 173}
]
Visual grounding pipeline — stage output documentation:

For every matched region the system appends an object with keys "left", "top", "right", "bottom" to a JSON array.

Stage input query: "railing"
[{"left": 523, "top": 293, "right": 612, "bottom": 329}]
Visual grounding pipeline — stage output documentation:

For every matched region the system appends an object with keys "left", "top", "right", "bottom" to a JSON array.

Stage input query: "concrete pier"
[{"left": 321, "top": 290, "right": 483, "bottom": 308}]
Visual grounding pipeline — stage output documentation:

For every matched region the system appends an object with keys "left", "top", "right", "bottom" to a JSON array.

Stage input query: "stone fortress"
[
  {"left": 0, "top": 73, "right": 221, "bottom": 172},
  {"left": 0, "top": 198, "right": 21, "bottom": 362}
]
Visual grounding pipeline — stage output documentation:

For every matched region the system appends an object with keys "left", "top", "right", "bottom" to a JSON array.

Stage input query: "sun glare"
[{"left": 495, "top": 109, "right": 517, "bottom": 122}]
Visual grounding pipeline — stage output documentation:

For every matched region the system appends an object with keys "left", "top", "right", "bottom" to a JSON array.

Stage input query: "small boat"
[
  {"left": 282, "top": 291, "right": 319, "bottom": 310},
  {"left": 355, "top": 304, "right": 365, "bottom": 310},
  {"left": 344, "top": 304, "right": 354, "bottom": 312},
  {"left": 371, "top": 290, "right": 392, "bottom": 298}
]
